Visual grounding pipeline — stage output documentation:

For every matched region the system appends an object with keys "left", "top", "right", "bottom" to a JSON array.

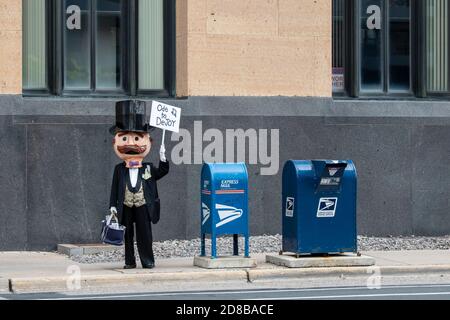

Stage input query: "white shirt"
[{"left": 129, "top": 168, "right": 139, "bottom": 188}]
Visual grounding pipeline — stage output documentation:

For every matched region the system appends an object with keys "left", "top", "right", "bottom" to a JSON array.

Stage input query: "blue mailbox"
[
  {"left": 200, "top": 163, "right": 249, "bottom": 259},
  {"left": 281, "top": 160, "right": 357, "bottom": 256}
]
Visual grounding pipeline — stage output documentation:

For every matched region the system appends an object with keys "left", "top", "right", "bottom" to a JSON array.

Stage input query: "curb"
[
  {"left": 9, "top": 270, "right": 248, "bottom": 294},
  {"left": 248, "top": 265, "right": 450, "bottom": 282},
  {"left": 7, "top": 264, "right": 450, "bottom": 294}
]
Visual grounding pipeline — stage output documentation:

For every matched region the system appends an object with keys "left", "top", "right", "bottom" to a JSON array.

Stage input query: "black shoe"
[
  {"left": 142, "top": 262, "right": 155, "bottom": 269},
  {"left": 123, "top": 264, "right": 137, "bottom": 269}
]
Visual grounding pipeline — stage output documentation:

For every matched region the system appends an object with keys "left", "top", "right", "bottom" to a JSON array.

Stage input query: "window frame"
[
  {"left": 331, "top": 0, "right": 349, "bottom": 97},
  {"left": 22, "top": 0, "right": 176, "bottom": 98},
  {"left": 58, "top": 0, "right": 128, "bottom": 96},
  {"left": 22, "top": 0, "right": 52, "bottom": 96},
  {"left": 333, "top": 0, "right": 450, "bottom": 100},
  {"left": 353, "top": 0, "right": 415, "bottom": 98},
  {"left": 419, "top": 0, "right": 450, "bottom": 98},
  {"left": 134, "top": 0, "right": 176, "bottom": 97}
]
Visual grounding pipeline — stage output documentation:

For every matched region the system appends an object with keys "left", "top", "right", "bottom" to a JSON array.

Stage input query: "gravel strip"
[
  {"left": 70, "top": 234, "right": 450, "bottom": 264},
  {"left": 357, "top": 235, "right": 450, "bottom": 251}
]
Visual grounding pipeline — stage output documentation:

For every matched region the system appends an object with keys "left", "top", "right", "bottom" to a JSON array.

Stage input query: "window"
[
  {"left": 23, "top": 0, "right": 175, "bottom": 97},
  {"left": 332, "top": 0, "right": 450, "bottom": 98},
  {"left": 63, "top": 0, "right": 125, "bottom": 92},
  {"left": 425, "top": 0, "right": 449, "bottom": 94},
  {"left": 359, "top": 0, "right": 411, "bottom": 93},
  {"left": 23, "top": 0, "right": 48, "bottom": 91},
  {"left": 332, "top": 0, "right": 346, "bottom": 94}
]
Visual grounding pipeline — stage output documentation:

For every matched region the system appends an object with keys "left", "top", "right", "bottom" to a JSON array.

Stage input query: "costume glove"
[
  {"left": 110, "top": 207, "right": 118, "bottom": 215},
  {"left": 160, "top": 144, "right": 167, "bottom": 162}
]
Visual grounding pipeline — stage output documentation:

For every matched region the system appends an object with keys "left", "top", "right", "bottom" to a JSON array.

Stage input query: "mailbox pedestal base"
[
  {"left": 266, "top": 253, "right": 375, "bottom": 268},
  {"left": 201, "top": 233, "right": 249, "bottom": 259},
  {"left": 194, "top": 256, "right": 257, "bottom": 269}
]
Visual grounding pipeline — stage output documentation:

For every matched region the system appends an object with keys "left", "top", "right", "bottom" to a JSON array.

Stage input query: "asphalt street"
[{"left": 1, "top": 284, "right": 450, "bottom": 300}]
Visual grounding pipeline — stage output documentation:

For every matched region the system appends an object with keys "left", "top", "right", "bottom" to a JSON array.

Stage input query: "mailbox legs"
[
  {"left": 201, "top": 233, "right": 250, "bottom": 259},
  {"left": 231, "top": 234, "right": 250, "bottom": 258},
  {"left": 233, "top": 234, "right": 239, "bottom": 256},
  {"left": 200, "top": 233, "right": 206, "bottom": 257},
  {"left": 211, "top": 232, "right": 217, "bottom": 259},
  {"left": 244, "top": 234, "right": 249, "bottom": 258}
]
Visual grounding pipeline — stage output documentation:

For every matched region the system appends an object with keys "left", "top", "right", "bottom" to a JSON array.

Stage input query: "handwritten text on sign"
[{"left": 150, "top": 101, "right": 181, "bottom": 133}]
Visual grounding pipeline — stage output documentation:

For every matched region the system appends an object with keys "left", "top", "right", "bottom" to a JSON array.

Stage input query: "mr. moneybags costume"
[{"left": 109, "top": 100, "right": 169, "bottom": 269}]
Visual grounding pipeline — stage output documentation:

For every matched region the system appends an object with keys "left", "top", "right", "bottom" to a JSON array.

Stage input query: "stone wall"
[
  {"left": 0, "top": 0, "right": 21, "bottom": 94},
  {"left": 177, "top": 0, "right": 331, "bottom": 97}
]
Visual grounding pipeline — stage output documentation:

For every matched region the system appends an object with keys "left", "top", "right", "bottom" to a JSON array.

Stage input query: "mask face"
[{"left": 113, "top": 131, "right": 151, "bottom": 168}]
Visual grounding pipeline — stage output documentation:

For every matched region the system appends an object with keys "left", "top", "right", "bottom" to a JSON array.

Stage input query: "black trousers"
[{"left": 123, "top": 205, "right": 154, "bottom": 266}]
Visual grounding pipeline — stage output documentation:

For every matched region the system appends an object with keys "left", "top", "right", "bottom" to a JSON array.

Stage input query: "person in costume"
[{"left": 109, "top": 100, "right": 169, "bottom": 269}]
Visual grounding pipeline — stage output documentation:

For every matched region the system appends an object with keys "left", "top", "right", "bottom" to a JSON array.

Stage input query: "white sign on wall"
[
  {"left": 332, "top": 68, "right": 345, "bottom": 92},
  {"left": 150, "top": 101, "right": 181, "bottom": 133}
]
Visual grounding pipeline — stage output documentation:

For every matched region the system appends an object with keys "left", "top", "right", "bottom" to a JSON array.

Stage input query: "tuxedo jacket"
[{"left": 110, "top": 161, "right": 169, "bottom": 224}]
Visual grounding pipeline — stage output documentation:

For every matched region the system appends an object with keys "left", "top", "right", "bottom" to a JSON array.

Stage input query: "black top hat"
[{"left": 109, "top": 100, "right": 154, "bottom": 135}]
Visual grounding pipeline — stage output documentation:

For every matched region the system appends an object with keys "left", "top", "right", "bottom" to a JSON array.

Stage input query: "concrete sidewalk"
[{"left": 1, "top": 250, "right": 449, "bottom": 294}]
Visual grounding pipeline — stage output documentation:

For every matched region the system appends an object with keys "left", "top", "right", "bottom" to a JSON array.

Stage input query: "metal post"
[
  {"left": 233, "top": 234, "right": 239, "bottom": 256},
  {"left": 211, "top": 233, "right": 217, "bottom": 259},
  {"left": 200, "top": 233, "right": 205, "bottom": 257},
  {"left": 244, "top": 234, "right": 249, "bottom": 258}
]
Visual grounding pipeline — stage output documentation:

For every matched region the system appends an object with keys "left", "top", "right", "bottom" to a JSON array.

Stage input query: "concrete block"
[
  {"left": 57, "top": 244, "right": 123, "bottom": 256},
  {"left": 0, "top": 31, "right": 21, "bottom": 94},
  {"left": 82, "top": 244, "right": 123, "bottom": 255},
  {"left": 187, "top": 33, "right": 321, "bottom": 96},
  {"left": 266, "top": 253, "right": 375, "bottom": 268},
  {"left": 279, "top": 0, "right": 331, "bottom": 37},
  {"left": 0, "top": 0, "right": 22, "bottom": 31},
  {"left": 206, "top": 0, "right": 278, "bottom": 36},
  {"left": 187, "top": 0, "right": 206, "bottom": 34},
  {"left": 182, "top": 0, "right": 332, "bottom": 97},
  {"left": 0, "top": 0, "right": 22, "bottom": 95},
  {"left": 57, "top": 244, "right": 83, "bottom": 257},
  {"left": 194, "top": 256, "right": 257, "bottom": 269}
]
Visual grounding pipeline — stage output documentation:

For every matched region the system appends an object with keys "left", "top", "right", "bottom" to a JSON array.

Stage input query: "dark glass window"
[
  {"left": 360, "top": 0, "right": 384, "bottom": 92},
  {"left": 64, "top": 0, "right": 92, "bottom": 90},
  {"left": 389, "top": 0, "right": 411, "bottom": 91},
  {"left": 63, "top": 0, "right": 124, "bottom": 92},
  {"left": 333, "top": 0, "right": 422, "bottom": 98},
  {"left": 96, "top": 0, "right": 123, "bottom": 90},
  {"left": 360, "top": 0, "right": 411, "bottom": 94}
]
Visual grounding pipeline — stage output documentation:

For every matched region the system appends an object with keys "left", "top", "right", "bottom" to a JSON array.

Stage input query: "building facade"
[{"left": 0, "top": 0, "right": 449, "bottom": 250}]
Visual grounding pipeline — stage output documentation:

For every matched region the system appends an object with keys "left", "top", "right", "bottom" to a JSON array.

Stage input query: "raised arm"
[{"left": 152, "top": 160, "right": 170, "bottom": 181}]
